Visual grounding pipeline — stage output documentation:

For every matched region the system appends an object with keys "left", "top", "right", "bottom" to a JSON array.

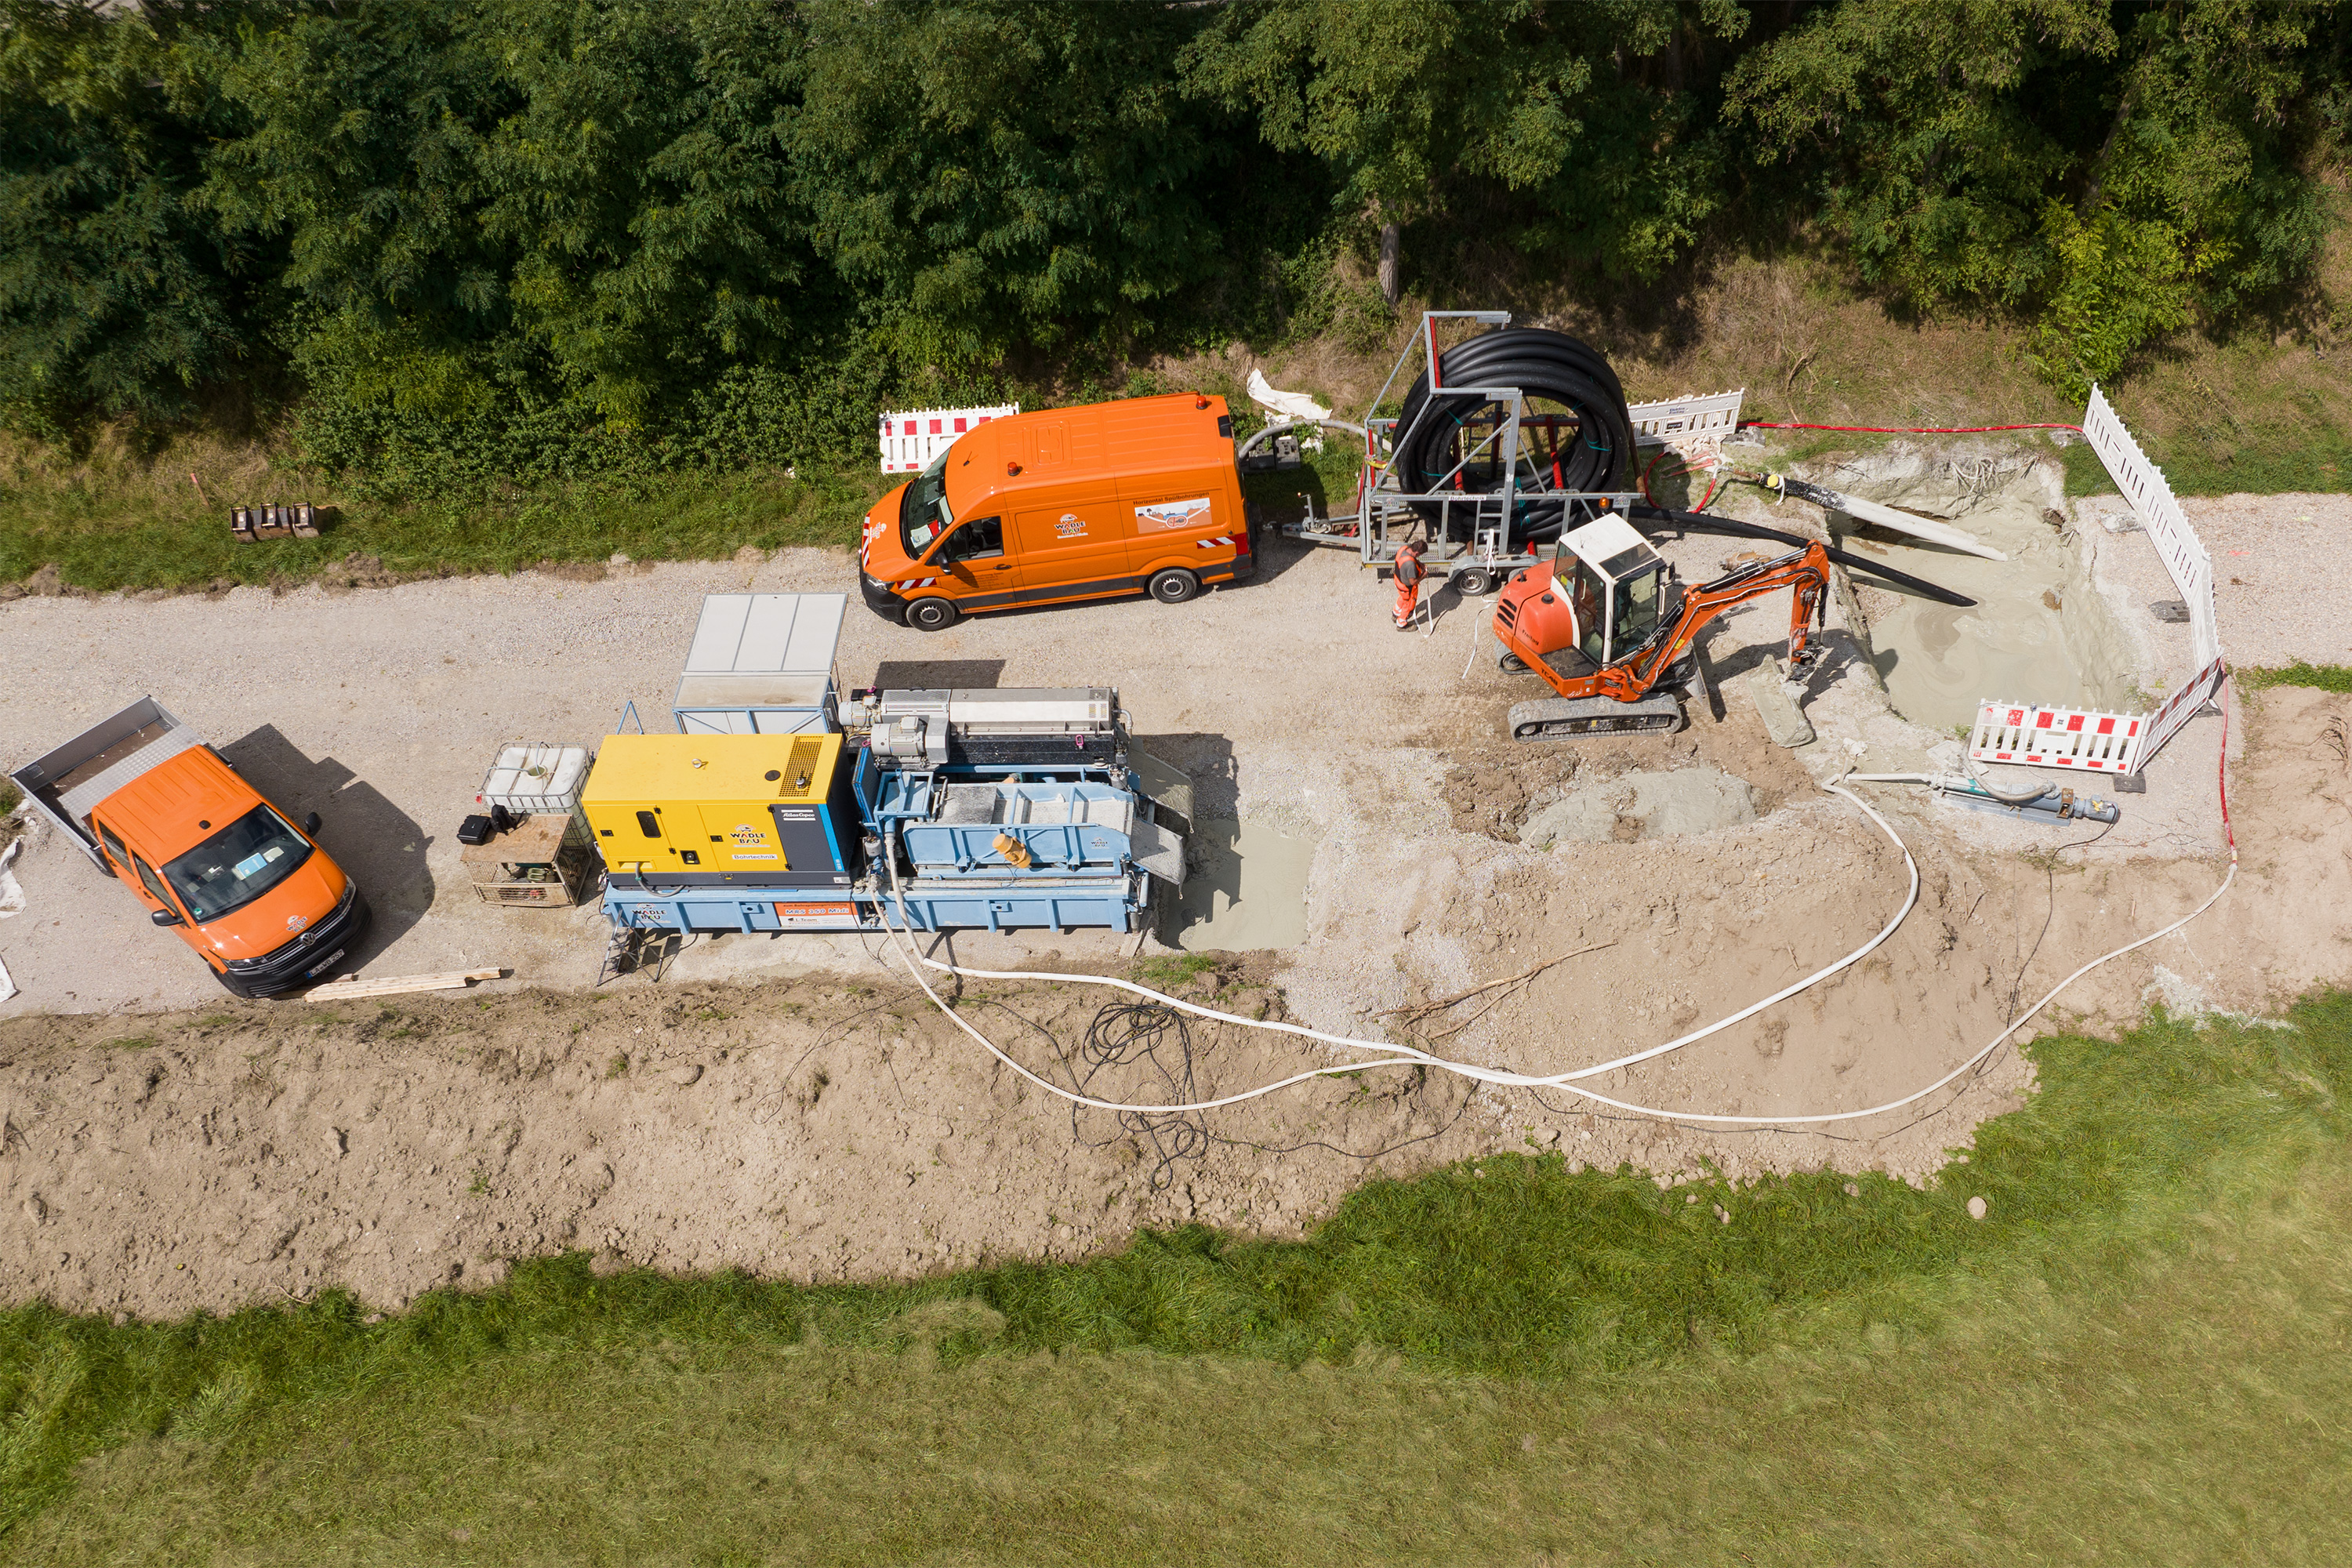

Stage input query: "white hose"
[{"left": 876, "top": 695, "right": 2236, "bottom": 1129}]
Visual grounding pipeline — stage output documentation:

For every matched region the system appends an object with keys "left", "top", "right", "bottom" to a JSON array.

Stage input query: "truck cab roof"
[{"left": 96, "top": 745, "right": 263, "bottom": 859}]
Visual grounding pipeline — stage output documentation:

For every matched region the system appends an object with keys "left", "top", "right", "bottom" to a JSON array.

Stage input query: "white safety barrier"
[
  {"left": 2082, "top": 386, "right": 2218, "bottom": 668},
  {"left": 1969, "top": 387, "right": 2223, "bottom": 779},
  {"left": 878, "top": 403, "right": 1020, "bottom": 474},
  {"left": 1629, "top": 388, "right": 1744, "bottom": 448}
]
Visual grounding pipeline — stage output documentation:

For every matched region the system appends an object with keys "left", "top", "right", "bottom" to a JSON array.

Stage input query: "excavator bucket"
[{"left": 1508, "top": 692, "right": 1685, "bottom": 741}]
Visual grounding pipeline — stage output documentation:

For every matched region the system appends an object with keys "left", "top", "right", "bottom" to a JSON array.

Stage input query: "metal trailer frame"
[
  {"left": 9, "top": 695, "right": 204, "bottom": 868},
  {"left": 597, "top": 874, "right": 1151, "bottom": 938},
  {"left": 1272, "top": 310, "right": 1642, "bottom": 592}
]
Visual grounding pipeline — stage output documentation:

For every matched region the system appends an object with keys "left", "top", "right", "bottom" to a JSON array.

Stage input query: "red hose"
[
  {"left": 2216, "top": 672, "right": 2236, "bottom": 862},
  {"left": 1743, "top": 420, "right": 2086, "bottom": 437}
]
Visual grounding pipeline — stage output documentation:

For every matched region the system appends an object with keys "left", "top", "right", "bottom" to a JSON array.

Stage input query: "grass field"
[
  {"left": 2241, "top": 662, "right": 2352, "bottom": 694},
  {"left": 0, "top": 432, "right": 891, "bottom": 593},
  {"left": 4, "top": 991, "right": 2350, "bottom": 1562}
]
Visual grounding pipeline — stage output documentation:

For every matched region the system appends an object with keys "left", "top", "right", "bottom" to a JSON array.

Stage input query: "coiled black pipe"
[{"left": 1392, "top": 328, "right": 1634, "bottom": 545}]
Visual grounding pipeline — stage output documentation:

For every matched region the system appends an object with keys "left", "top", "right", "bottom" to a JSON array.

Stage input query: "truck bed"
[{"left": 9, "top": 697, "right": 202, "bottom": 866}]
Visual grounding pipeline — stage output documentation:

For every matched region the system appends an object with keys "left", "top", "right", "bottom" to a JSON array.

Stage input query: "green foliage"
[
  {"left": 1728, "top": 0, "right": 2346, "bottom": 391},
  {"left": 1184, "top": 0, "right": 1749, "bottom": 281},
  {"left": 794, "top": 0, "right": 1226, "bottom": 365},
  {"left": 2029, "top": 201, "right": 2201, "bottom": 397},
  {"left": 2, "top": 0, "right": 2347, "bottom": 481},
  {"left": 0, "top": 0, "right": 270, "bottom": 426}
]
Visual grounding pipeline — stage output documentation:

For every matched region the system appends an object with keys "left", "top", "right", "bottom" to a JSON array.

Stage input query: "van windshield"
[
  {"left": 163, "top": 804, "right": 314, "bottom": 922},
  {"left": 898, "top": 446, "right": 958, "bottom": 558}
]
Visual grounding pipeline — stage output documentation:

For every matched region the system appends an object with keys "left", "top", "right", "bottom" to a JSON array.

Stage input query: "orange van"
[
  {"left": 10, "top": 699, "right": 368, "bottom": 997},
  {"left": 858, "top": 393, "right": 1254, "bottom": 630}
]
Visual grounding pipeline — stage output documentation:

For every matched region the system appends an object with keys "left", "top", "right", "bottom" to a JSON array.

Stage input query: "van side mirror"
[
  {"left": 303, "top": 811, "right": 322, "bottom": 836},
  {"left": 150, "top": 908, "right": 183, "bottom": 927}
]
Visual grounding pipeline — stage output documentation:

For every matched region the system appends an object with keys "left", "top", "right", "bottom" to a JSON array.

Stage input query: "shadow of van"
[
  {"left": 217, "top": 725, "right": 432, "bottom": 964},
  {"left": 869, "top": 659, "right": 1007, "bottom": 691}
]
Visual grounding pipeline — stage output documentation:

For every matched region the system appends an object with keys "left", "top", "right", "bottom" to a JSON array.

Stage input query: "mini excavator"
[{"left": 1490, "top": 503, "right": 1976, "bottom": 742}]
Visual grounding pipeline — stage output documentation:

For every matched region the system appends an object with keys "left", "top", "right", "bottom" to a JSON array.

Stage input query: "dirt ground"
[{"left": 2, "top": 470, "right": 2349, "bottom": 1319}]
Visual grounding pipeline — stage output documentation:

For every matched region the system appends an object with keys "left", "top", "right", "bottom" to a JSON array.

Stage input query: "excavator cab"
[{"left": 1555, "top": 514, "right": 1671, "bottom": 667}]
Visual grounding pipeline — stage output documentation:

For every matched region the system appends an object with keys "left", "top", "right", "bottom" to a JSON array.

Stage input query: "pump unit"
[{"left": 596, "top": 684, "right": 1185, "bottom": 939}]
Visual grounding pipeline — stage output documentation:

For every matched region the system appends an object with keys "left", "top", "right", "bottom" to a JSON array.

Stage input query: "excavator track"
[{"left": 1508, "top": 693, "right": 1685, "bottom": 742}]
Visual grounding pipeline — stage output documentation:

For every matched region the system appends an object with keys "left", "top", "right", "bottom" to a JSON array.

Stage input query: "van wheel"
[
  {"left": 1149, "top": 568, "right": 1200, "bottom": 605},
  {"left": 904, "top": 597, "right": 959, "bottom": 632}
]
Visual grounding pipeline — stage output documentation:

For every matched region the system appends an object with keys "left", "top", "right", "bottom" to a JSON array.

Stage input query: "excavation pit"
[
  {"left": 1167, "top": 818, "right": 1314, "bottom": 952},
  {"left": 1517, "top": 766, "right": 1761, "bottom": 848},
  {"left": 1820, "top": 451, "right": 2141, "bottom": 731}
]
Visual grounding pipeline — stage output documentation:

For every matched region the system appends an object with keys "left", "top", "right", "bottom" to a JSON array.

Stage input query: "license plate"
[{"left": 305, "top": 949, "right": 347, "bottom": 978}]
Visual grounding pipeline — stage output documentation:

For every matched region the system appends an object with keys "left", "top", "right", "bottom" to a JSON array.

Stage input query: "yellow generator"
[{"left": 582, "top": 732, "right": 858, "bottom": 888}]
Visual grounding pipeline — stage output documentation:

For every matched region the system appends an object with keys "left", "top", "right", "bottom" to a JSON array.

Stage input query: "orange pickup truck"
[
  {"left": 9, "top": 699, "right": 368, "bottom": 997},
  {"left": 858, "top": 393, "right": 1254, "bottom": 630}
]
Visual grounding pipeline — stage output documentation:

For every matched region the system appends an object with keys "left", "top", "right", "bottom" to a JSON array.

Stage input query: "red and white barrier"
[
  {"left": 879, "top": 404, "right": 1020, "bottom": 474},
  {"left": 1969, "top": 702, "right": 2143, "bottom": 772},
  {"left": 2134, "top": 655, "right": 2227, "bottom": 764},
  {"left": 1969, "top": 390, "right": 2222, "bottom": 779}
]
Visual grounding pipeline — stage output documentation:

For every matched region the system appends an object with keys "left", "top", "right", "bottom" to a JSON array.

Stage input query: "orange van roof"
[
  {"left": 943, "top": 393, "right": 1231, "bottom": 517},
  {"left": 96, "top": 746, "right": 263, "bottom": 858}
]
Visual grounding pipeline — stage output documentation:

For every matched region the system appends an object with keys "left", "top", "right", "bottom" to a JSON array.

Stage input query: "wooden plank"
[{"left": 303, "top": 967, "right": 506, "bottom": 1000}]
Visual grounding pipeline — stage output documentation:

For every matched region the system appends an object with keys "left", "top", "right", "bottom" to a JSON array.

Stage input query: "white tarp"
[
  {"left": 1245, "top": 368, "right": 1330, "bottom": 424},
  {"left": 2, "top": 834, "right": 25, "bottom": 1000}
]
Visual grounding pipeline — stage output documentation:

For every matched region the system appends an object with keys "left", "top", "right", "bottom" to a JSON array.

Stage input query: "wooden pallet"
[
  {"left": 303, "top": 967, "right": 506, "bottom": 1000},
  {"left": 231, "top": 503, "right": 324, "bottom": 543}
]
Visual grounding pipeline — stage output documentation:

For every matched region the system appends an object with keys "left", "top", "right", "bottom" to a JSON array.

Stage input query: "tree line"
[{"left": 3, "top": 0, "right": 2344, "bottom": 490}]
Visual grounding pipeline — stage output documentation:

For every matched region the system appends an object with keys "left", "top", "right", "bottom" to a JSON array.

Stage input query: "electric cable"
[
  {"left": 882, "top": 790, "right": 1926, "bottom": 1102},
  {"left": 877, "top": 675, "right": 2238, "bottom": 1130}
]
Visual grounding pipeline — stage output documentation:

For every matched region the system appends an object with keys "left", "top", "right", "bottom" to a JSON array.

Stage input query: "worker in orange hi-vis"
[{"left": 1392, "top": 537, "right": 1429, "bottom": 630}]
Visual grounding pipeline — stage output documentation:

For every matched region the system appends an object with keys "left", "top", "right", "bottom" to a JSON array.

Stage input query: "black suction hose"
[
  {"left": 1392, "top": 328, "right": 1634, "bottom": 545},
  {"left": 1630, "top": 503, "right": 1977, "bottom": 608}
]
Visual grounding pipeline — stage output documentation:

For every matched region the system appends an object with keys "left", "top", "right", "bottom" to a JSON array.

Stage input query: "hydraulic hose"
[
  {"left": 1846, "top": 771, "right": 2053, "bottom": 808},
  {"left": 1392, "top": 328, "right": 1635, "bottom": 546},
  {"left": 1630, "top": 503, "right": 1978, "bottom": 608}
]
